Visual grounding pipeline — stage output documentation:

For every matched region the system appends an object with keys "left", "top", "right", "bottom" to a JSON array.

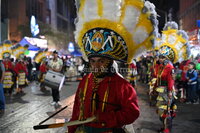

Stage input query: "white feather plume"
[{"left": 163, "top": 21, "right": 178, "bottom": 30}]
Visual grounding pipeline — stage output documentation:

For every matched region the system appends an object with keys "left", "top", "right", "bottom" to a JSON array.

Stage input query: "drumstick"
[
  {"left": 33, "top": 116, "right": 96, "bottom": 130},
  {"left": 39, "top": 105, "right": 68, "bottom": 125}
]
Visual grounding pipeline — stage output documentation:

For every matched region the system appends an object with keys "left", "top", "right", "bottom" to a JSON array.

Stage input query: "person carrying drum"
[
  {"left": 47, "top": 50, "right": 63, "bottom": 106},
  {"left": 68, "top": 0, "right": 158, "bottom": 132}
]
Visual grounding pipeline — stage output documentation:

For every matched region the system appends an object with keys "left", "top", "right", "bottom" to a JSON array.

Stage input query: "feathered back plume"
[
  {"left": 34, "top": 49, "right": 48, "bottom": 63},
  {"left": 0, "top": 40, "right": 13, "bottom": 59},
  {"left": 12, "top": 44, "right": 29, "bottom": 59},
  {"left": 75, "top": 0, "right": 158, "bottom": 63},
  {"left": 159, "top": 21, "right": 190, "bottom": 63}
]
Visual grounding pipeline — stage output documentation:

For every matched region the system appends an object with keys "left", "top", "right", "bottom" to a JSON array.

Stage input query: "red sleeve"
[
  {"left": 98, "top": 83, "right": 140, "bottom": 128},
  {"left": 167, "top": 67, "right": 174, "bottom": 91},
  {"left": 68, "top": 76, "right": 87, "bottom": 133}
]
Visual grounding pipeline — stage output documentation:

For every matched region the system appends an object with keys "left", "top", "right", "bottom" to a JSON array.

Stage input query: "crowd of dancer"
[
  {"left": 136, "top": 56, "right": 200, "bottom": 105},
  {"left": 0, "top": 40, "right": 83, "bottom": 113},
  {"left": 126, "top": 20, "right": 196, "bottom": 132}
]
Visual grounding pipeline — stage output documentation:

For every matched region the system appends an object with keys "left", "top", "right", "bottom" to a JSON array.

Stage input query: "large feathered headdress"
[
  {"left": 12, "top": 44, "right": 29, "bottom": 59},
  {"left": 75, "top": 0, "right": 158, "bottom": 63},
  {"left": 0, "top": 40, "right": 13, "bottom": 59},
  {"left": 34, "top": 49, "right": 48, "bottom": 63},
  {"left": 158, "top": 21, "right": 190, "bottom": 63}
]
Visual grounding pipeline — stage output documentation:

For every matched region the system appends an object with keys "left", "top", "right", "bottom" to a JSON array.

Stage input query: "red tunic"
[
  {"left": 158, "top": 63, "right": 174, "bottom": 91},
  {"left": 68, "top": 73, "right": 140, "bottom": 133},
  {"left": 14, "top": 62, "right": 28, "bottom": 75},
  {"left": 180, "top": 60, "right": 190, "bottom": 81},
  {"left": 152, "top": 63, "right": 161, "bottom": 78},
  {"left": 39, "top": 63, "right": 47, "bottom": 73},
  {"left": 3, "top": 60, "right": 14, "bottom": 71}
]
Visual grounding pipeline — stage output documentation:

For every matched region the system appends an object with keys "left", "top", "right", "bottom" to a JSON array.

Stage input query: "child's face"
[{"left": 188, "top": 64, "right": 194, "bottom": 69}]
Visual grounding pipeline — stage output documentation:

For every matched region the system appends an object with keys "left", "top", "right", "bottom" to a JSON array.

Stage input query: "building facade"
[
  {"left": 179, "top": 0, "right": 200, "bottom": 45},
  {"left": 1, "top": 0, "right": 76, "bottom": 49}
]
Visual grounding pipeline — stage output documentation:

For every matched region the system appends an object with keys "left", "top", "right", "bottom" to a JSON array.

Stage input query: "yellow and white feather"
[
  {"left": 34, "top": 50, "right": 48, "bottom": 63},
  {"left": 75, "top": 0, "right": 158, "bottom": 63},
  {"left": 159, "top": 21, "right": 190, "bottom": 63},
  {"left": 0, "top": 40, "right": 13, "bottom": 59},
  {"left": 12, "top": 44, "right": 28, "bottom": 59}
]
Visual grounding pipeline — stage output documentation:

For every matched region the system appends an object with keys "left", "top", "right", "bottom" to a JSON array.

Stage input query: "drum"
[{"left": 43, "top": 70, "right": 65, "bottom": 91}]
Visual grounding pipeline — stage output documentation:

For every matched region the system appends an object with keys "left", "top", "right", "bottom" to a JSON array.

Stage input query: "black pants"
[{"left": 51, "top": 88, "right": 60, "bottom": 102}]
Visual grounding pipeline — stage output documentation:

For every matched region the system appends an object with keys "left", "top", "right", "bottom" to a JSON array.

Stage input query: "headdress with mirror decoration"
[
  {"left": 75, "top": 0, "right": 158, "bottom": 63},
  {"left": 158, "top": 21, "right": 190, "bottom": 63}
]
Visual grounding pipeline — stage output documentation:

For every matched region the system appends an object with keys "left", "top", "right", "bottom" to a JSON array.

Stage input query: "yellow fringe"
[
  {"left": 97, "top": 0, "right": 103, "bottom": 17},
  {"left": 79, "top": 0, "right": 86, "bottom": 19}
]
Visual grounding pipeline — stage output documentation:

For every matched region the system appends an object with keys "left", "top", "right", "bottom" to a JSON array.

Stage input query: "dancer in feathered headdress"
[
  {"left": 34, "top": 49, "right": 48, "bottom": 90},
  {"left": 68, "top": 0, "right": 158, "bottom": 132},
  {"left": 154, "top": 21, "right": 190, "bottom": 133},
  {"left": 1, "top": 40, "right": 15, "bottom": 96},
  {"left": 12, "top": 44, "right": 29, "bottom": 93},
  {"left": 159, "top": 21, "right": 190, "bottom": 63}
]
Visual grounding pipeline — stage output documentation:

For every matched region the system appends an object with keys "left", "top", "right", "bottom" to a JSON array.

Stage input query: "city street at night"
[
  {"left": 1, "top": 0, "right": 200, "bottom": 133},
  {"left": 0, "top": 81, "right": 200, "bottom": 133}
]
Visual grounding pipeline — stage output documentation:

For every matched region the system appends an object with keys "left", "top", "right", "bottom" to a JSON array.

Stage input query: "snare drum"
[{"left": 43, "top": 70, "right": 65, "bottom": 91}]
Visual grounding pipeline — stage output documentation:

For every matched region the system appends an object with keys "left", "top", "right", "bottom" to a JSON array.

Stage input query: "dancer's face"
[{"left": 89, "top": 57, "right": 112, "bottom": 77}]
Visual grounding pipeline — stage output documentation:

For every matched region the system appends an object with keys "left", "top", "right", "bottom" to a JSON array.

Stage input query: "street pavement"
[
  {"left": 133, "top": 82, "right": 200, "bottom": 133},
  {"left": 0, "top": 80, "right": 200, "bottom": 133},
  {"left": 0, "top": 81, "right": 78, "bottom": 133}
]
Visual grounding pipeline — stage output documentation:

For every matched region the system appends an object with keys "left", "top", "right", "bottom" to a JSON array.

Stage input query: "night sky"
[{"left": 148, "top": 0, "right": 179, "bottom": 31}]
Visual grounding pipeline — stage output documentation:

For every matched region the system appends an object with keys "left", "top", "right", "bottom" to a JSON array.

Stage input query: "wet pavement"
[
  {"left": 0, "top": 81, "right": 200, "bottom": 133},
  {"left": 0, "top": 81, "right": 78, "bottom": 133},
  {"left": 133, "top": 82, "right": 200, "bottom": 133}
]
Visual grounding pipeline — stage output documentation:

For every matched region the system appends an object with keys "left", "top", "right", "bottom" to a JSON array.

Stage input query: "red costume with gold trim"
[
  {"left": 3, "top": 60, "right": 13, "bottom": 71},
  {"left": 3, "top": 60, "right": 14, "bottom": 89},
  {"left": 68, "top": 73, "right": 139, "bottom": 133},
  {"left": 14, "top": 61, "right": 27, "bottom": 88},
  {"left": 14, "top": 62, "right": 27, "bottom": 75},
  {"left": 156, "top": 63, "right": 174, "bottom": 91}
]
